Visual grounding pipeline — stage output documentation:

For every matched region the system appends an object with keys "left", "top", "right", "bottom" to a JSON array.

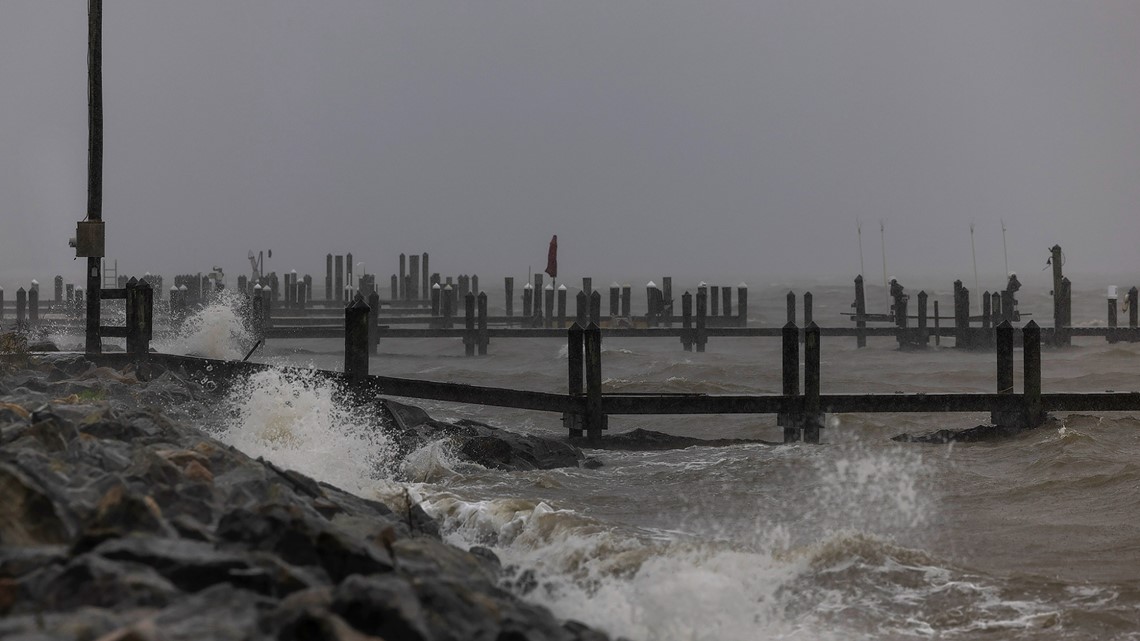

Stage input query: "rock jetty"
[{"left": 0, "top": 352, "right": 613, "bottom": 641}]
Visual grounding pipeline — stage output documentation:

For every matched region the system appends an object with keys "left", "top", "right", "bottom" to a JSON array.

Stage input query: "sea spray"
[
  {"left": 217, "top": 366, "right": 398, "bottom": 495},
  {"left": 154, "top": 290, "right": 253, "bottom": 360}
]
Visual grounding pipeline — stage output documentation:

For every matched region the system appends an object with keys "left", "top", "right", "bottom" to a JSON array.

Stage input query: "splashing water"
[
  {"left": 155, "top": 291, "right": 252, "bottom": 360},
  {"left": 216, "top": 367, "right": 398, "bottom": 495}
]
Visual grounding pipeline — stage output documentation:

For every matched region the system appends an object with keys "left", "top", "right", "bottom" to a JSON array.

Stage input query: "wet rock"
[
  {"left": 0, "top": 461, "right": 74, "bottom": 545},
  {"left": 330, "top": 574, "right": 432, "bottom": 641}
]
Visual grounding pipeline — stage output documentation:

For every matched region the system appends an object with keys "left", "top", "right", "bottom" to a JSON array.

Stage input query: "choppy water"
[{"left": 136, "top": 282, "right": 1140, "bottom": 639}]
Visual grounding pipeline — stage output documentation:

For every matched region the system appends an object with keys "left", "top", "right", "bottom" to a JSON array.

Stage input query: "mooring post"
[
  {"left": 522, "top": 283, "right": 532, "bottom": 319},
  {"left": 325, "top": 254, "right": 333, "bottom": 302},
  {"left": 335, "top": 255, "right": 345, "bottom": 303},
  {"left": 982, "top": 292, "right": 992, "bottom": 331},
  {"left": 533, "top": 274, "right": 544, "bottom": 317},
  {"left": 646, "top": 281, "right": 659, "bottom": 328},
  {"left": 991, "top": 291, "right": 1002, "bottom": 326},
  {"left": 1050, "top": 244, "right": 1064, "bottom": 346},
  {"left": 780, "top": 322, "right": 800, "bottom": 443},
  {"left": 388, "top": 275, "right": 396, "bottom": 301},
  {"left": 582, "top": 277, "right": 593, "bottom": 297},
  {"left": 422, "top": 253, "right": 430, "bottom": 301},
  {"left": 681, "top": 291, "right": 694, "bottom": 351},
  {"left": 575, "top": 290, "right": 588, "bottom": 327},
  {"left": 894, "top": 295, "right": 909, "bottom": 349},
  {"left": 178, "top": 285, "right": 188, "bottom": 328},
  {"left": 0, "top": 287, "right": 5, "bottom": 321},
  {"left": 28, "top": 286, "right": 39, "bottom": 327},
  {"left": 54, "top": 276, "right": 63, "bottom": 303},
  {"left": 565, "top": 323, "right": 585, "bottom": 439},
  {"left": 590, "top": 290, "right": 601, "bottom": 326},
  {"left": 544, "top": 285, "right": 555, "bottom": 329},
  {"left": 463, "top": 292, "right": 476, "bottom": 356},
  {"left": 786, "top": 291, "right": 796, "bottom": 326},
  {"left": 933, "top": 300, "right": 941, "bottom": 346},
  {"left": 710, "top": 285, "right": 720, "bottom": 317},
  {"left": 344, "top": 294, "right": 370, "bottom": 380},
  {"left": 477, "top": 292, "right": 489, "bottom": 355},
  {"left": 803, "top": 292, "right": 813, "bottom": 328},
  {"left": 609, "top": 283, "right": 620, "bottom": 317},
  {"left": 662, "top": 277, "right": 673, "bottom": 327},
  {"left": 852, "top": 275, "right": 866, "bottom": 348},
  {"left": 722, "top": 286, "right": 732, "bottom": 318},
  {"left": 431, "top": 282, "right": 442, "bottom": 320},
  {"left": 442, "top": 284, "right": 453, "bottom": 329},
  {"left": 1023, "top": 320, "right": 1043, "bottom": 427},
  {"left": 125, "top": 278, "right": 140, "bottom": 355},
  {"left": 1058, "top": 276, "right": 1072, "bottom": 346},
  {"left": 994, "top": 320, "right": 1014, "bottom": 426},
  {"left": 367, "top": 291, "right": 380, "bottom": 355},
  {"left": 398, "top": 254, "right": 406, "bottom": 301},
  {"left": 504, "top": 277, "right": 514, "bottom": 320},
  {"left": 917, "top": 291, "right": 929, "bottom": 347},
  {"left": 557, "top": 285, "right": 567, "bottom": 329},
  {"left": 737, "top": 283, "right": 748, "bottom": 328},
  {"left": 584, "top": 322, "right": 605, "bottom": 440},
  {"left": 804, "top": 322, "right": 822, "bottom": 444},
  {"left": 16, "top": 288, "right": 26, "bottom": 331},
  {"left": 1107, "top": 286, "right": 1119, "bottom": 344},
  {"left": 128, "top": 279, "right": 152, "bottom": 359},
  {"left": 1130, "top": 287, "right": 1139, "bottom": 331},
  {"left": 621, "top": 284, "right": 631, "bottom": 318},
  {"left": 695, "top": 288, "right": 708, "bottom": 352}
]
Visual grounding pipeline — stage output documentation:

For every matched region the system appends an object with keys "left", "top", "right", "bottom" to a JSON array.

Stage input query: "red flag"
[{"left": 544, "top": 235, "right": 558, "bottom": 279}]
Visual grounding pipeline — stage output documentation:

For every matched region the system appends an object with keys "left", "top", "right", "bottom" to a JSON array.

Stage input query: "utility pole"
[{"left": 85, "top": 0, "right": 104, "bottom": 355}]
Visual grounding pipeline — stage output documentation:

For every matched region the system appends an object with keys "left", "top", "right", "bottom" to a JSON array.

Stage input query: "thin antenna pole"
[
  {"left": 880, "top": 220, "right": 888, "bottom": 303},
  {"left": 970, "top": 222, "right": 979, "bottom": 314},
  {"left": 857, "top": 218, "right": 865, "bottom": 276},
  {"left": 1001, "top": 219, "right": 1009, "bottom": 277}
]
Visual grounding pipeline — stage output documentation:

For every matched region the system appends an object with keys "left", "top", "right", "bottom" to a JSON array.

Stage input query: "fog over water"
[{"left": 3, "top": 2, "right": 1140, "bottom": 290}]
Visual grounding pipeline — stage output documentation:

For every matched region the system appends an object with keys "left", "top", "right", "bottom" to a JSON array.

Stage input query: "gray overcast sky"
[{"left": 2, "top": 1, "right": 1139, "bottom": 293}]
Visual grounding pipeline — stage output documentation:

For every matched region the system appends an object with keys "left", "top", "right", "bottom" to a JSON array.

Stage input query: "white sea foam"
[{"left": 154, "top": 292, "right": 252, "bottom": 360}]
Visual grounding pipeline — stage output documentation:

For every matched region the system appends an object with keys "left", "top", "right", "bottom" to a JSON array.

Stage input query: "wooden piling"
[
  {"left": 590, "top": 290, "right": 601, "bottom": 326},
  {"left": 804, "top": 322, "right": 822, "bottom": 444},
  {"left": 557, "top": 285, "right": 567, "bottom": 328},
  {"left": 544, "top": 285, "right": 555, "bottom": 329},
  {"left": 646, "top": 282, "right": 659, "bottom": 328},
  {"left": 991, "top": 291, "right": 1002, "bottom": 326},
  {"left": 993, "top": 320, "right": 1014, "bottom": 425},
  {"left": 477, "top": 292, "right": 489, "bottom": 355},
  {"left": 710, "top": 285, "right": 720, "bottom": 317},
  {"left": 1023, "top": 321, "right": 1043, "bottom": 426},
  {"left": 621, "top": 285, "right": 631, "bottom": 318},
  {"left": 1050, "top": 244, "right": 1063, "bottom": 345},
  {"left": 125, "top": 278, "right": 140, "bottom": 355},
  {"left": 662, "top": 277, "right": 673, "bottom": 328},
  {"left": 28, "top": 286, "right": 39, "bottom": 327},
  {"left": 368, "top": 291, "right": 380, "bottom": 355},
  {"left": 406, "top": 255, "right": 418, "bottom": 300},
  {"left": 442, "top": 284, "right": 453, "bottom": 328},
  {"left": 54, "top": 275, "right": 63, "bottom": 303},
  {"left": 533, "top": 274, "right": 544, "bottom": 317},
  {"left": 609, "top": 284, "right": 619, "bottom": 317},
  {"left": 576, "top": 291, "right": 588, "bottom": 326},
  {"left": 566, "top": 323, "right": 585, "bottom": 439},
  {"left": 803, "top": 292, "right": 813, "bottom": 328},
  {"left": 1060, "top": 277, "right": 1072, "bottom": 346},
  {"left": 504, "top": 277, "right": 514, "bottom": 319},
  {"left": 431, "top": 283, "right": 442, "bottom": 318},
  {"left": 917, "top": 291, "right": 929, "bottom": 347},
  {"left": 464, "top": 292, "right": 476, "bottom": 357},
  {"left": 344, "top": 294, "right": 370, "bottom": 380},
  {"left": 1107, "top": 288, "right": 1118, "bottom": 344},
  {"left": 786, "top": 291, "right": 796, "bottom": 325},
  {"left": 335, "top": 255, "right": 344, "bottom": 303},
  {"left": 695, "top": 288, "right": 708, "bottom": 352},
  {"left": 722, "top": 286, "right": 731, "bottom": 318},
  {"left": 584, "top": 322, "right": 605, "bottom": 440},
  {"left": 982, "top": 292, "right": 992, "bottom": 330},
  {"left": 422, "top": 253, "right": 430, "bottom": 302},
  {"left": 398, "top": 254, "right": 406, "bottom": 301},
  {"left": 681, "top": 291, "right": 693, "bottom": 351},
  {"left": 933, "top": 300, "right": 940, "bottom": 347},
  {"left": 582, "top": 277, "right": 593, "bottom": 297},
  {"left": 326, "top": 254, "right": 333, "bottom": 302},
  {"left": 16, "top": 288, "right": 26, "bottom": 330},
  {"left": 390, "top": 275, "right": 398, "bottom": 301},
  {"left": 522, "top": 283, "right": 532, "bottom": 319},
  {"left": 1129, "top": 287, "right": 1138, "bottom": 329},
  {"left": 737, "top": 284, "right": 748, "bottom": 327},
  {"left": 780, "top": 322, "right": 799, "bottom": 443}
]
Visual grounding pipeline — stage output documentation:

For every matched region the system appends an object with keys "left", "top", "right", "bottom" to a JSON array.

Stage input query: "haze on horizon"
[{"left": 2, "top": 1, "right": 1139, "bottom": 294}]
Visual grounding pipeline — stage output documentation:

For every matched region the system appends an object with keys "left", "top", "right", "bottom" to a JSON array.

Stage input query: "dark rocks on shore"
[{"left": 0, "top": 355, "right": 612, "bottom": 641}]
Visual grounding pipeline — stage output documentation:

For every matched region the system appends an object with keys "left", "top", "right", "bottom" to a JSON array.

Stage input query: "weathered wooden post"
[
  {"left": 430, "top": 283, "right": 441, "bottom": 325},
  {"left": 28, "top": 285, "right": 39, "bottom": 327},
  {"left": 584, "top": 322, "right": 605, "bottom": 440},
  {"left": 993, "top": 320, "right": 1014, "bottom": 425},
  {"left": 609, "top": 283, "right": 620, "bottom": 317},
  {"left": 522, "top": 282, "right": 533, "bottom": 319},
  {"left": 458, "top": 275, "right": 469, "bottom": 301},
  {"left": 933, "top": 300, "right": 941, "bottom": 347},
  {"left": 953, "top": 281, "right": 970, "bottom": 349},
  {"left": 1060, "top": 276, "right": 1072, "bottom": 346},
  {"left": 590, "top": 290, "right": 602, "bottom": 326},
  {"left": 422, "top": 253, "right": 430, "bottom": 302},
  {"left": 134, "top": 279, "right": 153, "bottom": 358},
  {"left": 398, "top": 254, "right": 406, "bottom": 301},
  {"left": 991, "top": 291, "right": 1002, "bottom": 325},
  {"left": 430, "top": 273, "right": 441, "bottom": 292},
  {"left": 367, "top": 291, "right": 380, "bottom": 355},
  {"left": 981, "top": 291, "right": 992, "bottom": 331},
  {"left": 803, "top": 322, "right": 822, "bottom": 444},
  {"left": 662, "top": 277, "right": 673, "bottom": 327},
  {"left": 1050, "top": 244, "right": 1064, "bottom": 346},
  {"left": 344, "top": 294, "right": 370, "bottom": 380},
  {"left": 582, "top": 277, "right": 593, "bottom": 297},
  {"left": 178, "top": 284, "right": 189, "bottom": 328},
  {"left": 710, "top": 285, "right": 720, "bottom": 317},
  {"left": 408, "top": 254, "right": 420, "bottom": 302},
  {"left": 565, "top": 323, "right": 585, "bottom": 439},
  {"left": 442, "top": 284, "right": 453, "bottom": 329},
  {"left": 125, "top": 278, "right": 140, "bottom": 355},
  {"left": 786, "top": 291, "right": 796, "bottom": 326},
  {"left": 576, "top": 291, "right": 588, "bottom": 326},
  {"left": 722, "top": 286, "right": 732, "bottom": 318},
  {"left": 15, "top": 288, "right": 26, "bottom": 331},
  {"left": 54, "top": 275, "right": 63, "bottom": 303},
  {"left": 736, "top": 283, "right": 748, "bottom": 328},
  {"left": 681, "top": 291, "right": 693, "bottom": 351},
  {"left": 917, "top": 290, "right": 929, "bottom": 347},
  {"left": 533, "top": 274, "right": 544, "bottom": 318},
  {"left": 325, "top": 254, "right": 333, "bottom": 302},
  {"left": 335, "top": 255, "right": 344, "bottom": 303},
  {"left": 646, "top": 281, "right": 659, "bottom": 328},
  {"left": 695, "top": 288, "right": 708, "bottom": 353},
  {"left": 303, "top": 274, "right": 313, "bottom": 306},
  {"left": 780, "top": 322, "right": 800, "bottom": 443},
  {"left": 1130, "top": 287, "right": 1139, "bottom": 331},
  {"left": 803, "top": 292, "right": 813, "bottom": 328},
  {"left": 621, "top": 284, "right": 632, "bottom": 318},
  {"left": 504, "top": 277, "right": 514, "bottom": 319},
  {"left": 1107, "top": 286, "right": 1119, "bottom": 344},
  {"left": 544, "top": 284, "right": 555, "bottom": 329},
  {"left": 387, "top": 275, "right": 396, "bottom": 301},
  {"left": 557, "top": 285, "right": 567, "bottom": 328},
  {"left": 169, "top": 286, "right": 179, "bottom": 328},
  {"left": 477, "top": 292, "right": 489, "bottom": 355},
  {"left": 1023, "top": 320, "right": 1044, "bottom": 427},
  {"left": 0, "top": 287, "right": 4, "bottom": 322},
  {"left": 464, "top": 292, "right": 476, "bottom": 357}
]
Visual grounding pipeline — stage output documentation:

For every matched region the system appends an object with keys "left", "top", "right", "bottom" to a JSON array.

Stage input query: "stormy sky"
[{"left": 2, "top": 1, "right": 1139, "bottom": 294}]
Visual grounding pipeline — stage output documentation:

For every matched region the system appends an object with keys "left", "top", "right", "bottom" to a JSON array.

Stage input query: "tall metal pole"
[{"left": 85, "top": 0, "right": 103, "bottom": 355}]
